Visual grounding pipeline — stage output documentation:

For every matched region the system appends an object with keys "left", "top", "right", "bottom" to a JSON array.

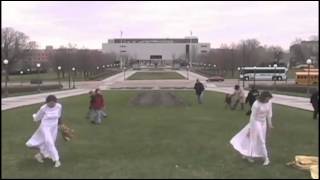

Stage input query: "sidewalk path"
[
  {"left": 2, "top": 69, "right": 313, "bottom": 111},
  {"left": 2, "top": 88, "right": 88, "bottom": 110},
  {"left": 177, "top": 70, "right": 313, "bottom": 111}
]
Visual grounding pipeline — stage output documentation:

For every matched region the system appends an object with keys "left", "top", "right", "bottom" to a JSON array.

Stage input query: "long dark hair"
[
  {"left": 257, "top": 91, "right": 272, "bottom": 103},
  {"left": 46, "top": 95, "right": 58, "bottom": 103}
]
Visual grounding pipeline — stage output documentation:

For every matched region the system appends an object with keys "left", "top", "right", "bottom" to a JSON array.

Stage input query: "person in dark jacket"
[
  {"left": 245, "top": 87, "right": 260, "bottom": 115},
  {"left": 86, "top": 90, "right": 95, "bottom": 120},
  {"left": 92, "top": 88, "right": 107, "bottom": 124},
  {"left": 194, "top": 79, "right": 205, "bottom": 104},
  {"left": 310, "top": 90, "right": 319, "bottom": 120}
]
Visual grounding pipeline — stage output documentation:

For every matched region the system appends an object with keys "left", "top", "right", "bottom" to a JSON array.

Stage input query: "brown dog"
[
  {"left": 225, "top": 93, "right": 232, "bottom": 109},
  {"left": 60, "top": 124, "right": 75, "bottom": 141}
]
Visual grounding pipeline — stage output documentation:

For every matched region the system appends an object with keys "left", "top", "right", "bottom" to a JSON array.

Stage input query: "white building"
[{"left": 102, "top": 37, "right": 210, "bottom": 67}]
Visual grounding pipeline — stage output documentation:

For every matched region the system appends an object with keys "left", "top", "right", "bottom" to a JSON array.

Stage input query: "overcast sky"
[{"left": 2, "top": 1, "right": 318, "bottom": 50}]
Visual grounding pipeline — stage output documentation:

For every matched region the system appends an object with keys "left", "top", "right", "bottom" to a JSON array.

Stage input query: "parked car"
[{"left": 206, "top": 76, "right": 224, "bottom": 82}]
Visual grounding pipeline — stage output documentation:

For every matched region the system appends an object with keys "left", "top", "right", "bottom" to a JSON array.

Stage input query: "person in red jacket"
[{"left": 92, "top": 88, "right": 107, "bottom": 124}]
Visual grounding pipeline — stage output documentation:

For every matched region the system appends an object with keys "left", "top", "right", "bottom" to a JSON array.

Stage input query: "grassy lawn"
[
  {"left": 127, "top": 72, "right": 186, "bottom": 80},
  {"left": 2, "top": 91, "right": 318, "bottom": 178}
]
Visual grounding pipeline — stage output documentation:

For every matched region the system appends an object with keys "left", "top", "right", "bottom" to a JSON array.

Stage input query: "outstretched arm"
[{"left": 33, "top": 106, "right": 45, "bottom": 122}]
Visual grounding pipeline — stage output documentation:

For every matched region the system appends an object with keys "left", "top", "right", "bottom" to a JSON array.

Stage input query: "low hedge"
[
  {"left": 2, "top": 84, "right": 63, "bottom": 94},
  {"left": 88, "top": 70, "right": 121, "bottom": 80},
  {"left": 248, "top": 84, "right": 318, "bottom": 94},
  {"left": 30, "top": 79, "right": 43, "bottom": 84}
]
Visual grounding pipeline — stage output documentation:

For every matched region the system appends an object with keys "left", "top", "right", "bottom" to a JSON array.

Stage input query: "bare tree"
[
  {"left": 237, "top": 39, "right": 261, "bottom": 66},
  {"left": 1, "top": 27, "right": 36, "bottom": 72},
  {"left": 290, "top": 44, "right": 305, "bottom": 66},
  {"left": 269, "top": 46, "right": 284, "bottom": 64},
  {"left": 290, "top": 38, "right": 303, "bottom": 46}
]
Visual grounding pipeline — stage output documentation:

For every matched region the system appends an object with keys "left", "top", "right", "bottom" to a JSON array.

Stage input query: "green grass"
[
  {"left": 128, "top": 72, "right": 186, "bottom": 80},
  {"left": 2, "top": 91, "right": 318, "bottom": 178}
]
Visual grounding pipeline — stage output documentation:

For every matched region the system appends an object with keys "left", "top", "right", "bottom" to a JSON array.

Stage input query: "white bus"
[{"left": 239, "top": 67, "right": 288, "bottom": 81}]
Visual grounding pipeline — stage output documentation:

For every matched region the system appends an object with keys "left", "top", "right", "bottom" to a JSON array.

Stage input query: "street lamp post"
[
  {"left": 273, "top": 64, "right": 277, "bottom": 91},
  {"left": 20, "top": 70, "right": 24, "bottom": 86},
  {"left": 187, "top": 65, "right": 190, "bottom": 80},
  {"left": 237, "top": 67, "right": 240, "bottom": 85},
  {"left": 57, "top": 66, "right": 62, "bottom": 87},
  {"left": 72, "top": 67, "right": 76, "bottom": 89},
  {"left": 123, "top": 66, "right": 126, "bottom": 80},
  {"left": 96, "top": 66, "right": 99, "bottom": 74},
  {"left": 120, "top": 30, "right": 123, "bottom": 69},
  {"left": 306, "top": 59, "right": 312, "bottom": 95},
  {"left": 239, "top": 66, "right": 245, "bottom": 88},
  {"left": 189, "top": 30, "right": 192, "bottom": 68},
  {"left": 253, "top": 66, "right": 256, "bottom": 88},
  {"left": 3, "top": 59, "right": 9, "bottom": 97},
  {"left": 36, "top": 63, "right": 41, "bottom": 93}
]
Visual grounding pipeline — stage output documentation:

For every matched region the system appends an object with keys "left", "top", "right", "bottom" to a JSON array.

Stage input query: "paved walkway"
[
  {"left": 2, "top": 69, "right": 313, "bottom": 111},
  {"left": 1, "top": 71, "right": 134, "bottom": 110},
  {"left": 177, "top": 70, "right": 313, "bottom": 111}
]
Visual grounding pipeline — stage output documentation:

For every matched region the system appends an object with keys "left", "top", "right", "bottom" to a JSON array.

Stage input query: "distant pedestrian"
[
  {"left": 231, "top": 85, "right": 245, "bottom": 110},
  {"left": 86, "top": 90, "right": 95, "bottom": 121},
  {"left": 245, "top": 86, "right": 260, "bottom": 115},
  {"left": 194, "top": 79, "right": 205, "bottom": 104},
  {"left": 310, "top": 90, "right": 319, "bottom": 120},
  {"left": 92, "top": 88, "right": 107, "bottom": 124},
  {"left": 230, "top": 91, "right": 273, "bottom": 166}
]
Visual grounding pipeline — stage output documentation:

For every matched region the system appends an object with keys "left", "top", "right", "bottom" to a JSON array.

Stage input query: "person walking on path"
[
  {"left": 92, "top": 88, "right": 107, "bottom": 124},
  {"left": 310, "top": 90, "right": 319, "bottom": 120},
  {"left": 231, "top": 85, "right": 245, "bottom": 110},
  {"left": 245, "top": 86, "right": 260, "bottom": 115},
  {"left": 230, "top": 91, "right": 273, "bottom": 166},
  {"left": 194, "top": 79, "right": 205, "bottom": 104},
  {"left": 26, "top": 95, "right": 63, "bottom": 168}
]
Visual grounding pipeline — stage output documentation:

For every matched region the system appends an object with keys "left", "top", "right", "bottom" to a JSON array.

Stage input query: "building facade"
[{"left": 102, "top": 37, "right": 210, "bottom": 67}]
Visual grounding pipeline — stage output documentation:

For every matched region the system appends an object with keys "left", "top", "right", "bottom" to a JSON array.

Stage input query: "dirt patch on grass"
[{"left": 130, "top": 91, "right": 187, "bottom": 107}]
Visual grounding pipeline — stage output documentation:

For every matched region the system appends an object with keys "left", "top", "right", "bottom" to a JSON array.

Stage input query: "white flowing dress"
[
  {"left": 230, "top": 100, "right": 272, "bottom": 158},
  {"left": 26, "top": 103, "right": 62, "bottom": 161}
]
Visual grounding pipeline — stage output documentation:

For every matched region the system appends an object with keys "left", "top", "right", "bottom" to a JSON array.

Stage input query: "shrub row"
[{"left": 88, "top": 70, "right": 122, "bottom": 80}]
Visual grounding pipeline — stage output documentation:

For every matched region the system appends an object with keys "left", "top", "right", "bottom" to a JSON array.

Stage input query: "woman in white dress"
[
  {"left": 230, "top": 91, "right": 273, "bottom": 165},
  {"left": 26, "top": 95, "right": 62, "bottom": 168}
]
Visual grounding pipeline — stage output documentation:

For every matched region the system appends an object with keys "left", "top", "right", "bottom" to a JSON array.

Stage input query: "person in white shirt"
[
  {"left": 230, "top": 85, "right": 245, "bottom": 110},
  {"left": 26, "top": 95, "right": 63, "bottom": 168},
  {"left": 230, "top": 91, "right": 273, "bottom": 166}
]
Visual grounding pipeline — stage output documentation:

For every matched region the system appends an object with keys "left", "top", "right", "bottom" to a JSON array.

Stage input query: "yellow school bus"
[
  {"left": 302, "top": 68, "right": 319, "bottom": 72},
  {"left": 295, "top": 71, "right": 319, "bottom": 85}
]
